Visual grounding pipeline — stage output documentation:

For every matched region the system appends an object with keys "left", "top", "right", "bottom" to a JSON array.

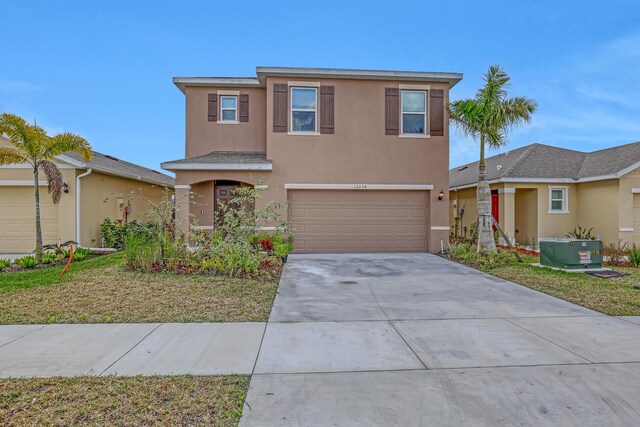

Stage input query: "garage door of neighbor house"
[
  {"left": 288, "top": 190, "right": 429, "bottom": 253},
  {"left": 0, "top": 187, "right": 59, "bottom": 253}
]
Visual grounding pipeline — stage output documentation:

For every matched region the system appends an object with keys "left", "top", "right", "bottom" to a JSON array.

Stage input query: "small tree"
[
  {"left": 0, "top": 113, "right": 92, "bottom": 261},
  {"left": 449, "top": 66, "right": 537, "bottom": 253}
]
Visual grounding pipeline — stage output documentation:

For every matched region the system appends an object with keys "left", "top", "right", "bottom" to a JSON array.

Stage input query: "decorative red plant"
[{"left": 260, "top": 238, "right": 274, "bottom": 252}]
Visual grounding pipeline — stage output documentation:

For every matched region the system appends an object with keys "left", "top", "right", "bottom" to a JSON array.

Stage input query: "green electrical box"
[{"left": 539, "top": 239, "right": 603, "bottom": 270}]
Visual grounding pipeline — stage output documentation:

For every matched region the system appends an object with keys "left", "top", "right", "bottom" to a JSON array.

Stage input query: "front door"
[
  {"left": 215, "top": 185, "right": 239, "bottom": 223},
  {"left": 491, "top": 192, "right": 499, "bottom": 229}
]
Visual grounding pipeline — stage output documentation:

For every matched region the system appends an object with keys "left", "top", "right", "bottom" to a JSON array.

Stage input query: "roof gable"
[{"left": 450, "top": 141, "right": 640, "bottom": 188}]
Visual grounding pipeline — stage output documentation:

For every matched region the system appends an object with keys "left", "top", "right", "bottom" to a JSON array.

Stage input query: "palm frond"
[
  {"left": 448, "top": 99, "right": 482, "bottom": 138},
  {"left": 0, "top": 147, "right": 31, "bottom": 166},
  {"left": 43, "top": 133, "right": 92, "bottom": 161},
  {"left": 0, "top": 113, "right": 45, "bottom": 159},
  {"left": 38, "top": 159, "right": 64, "bottom": 204}
]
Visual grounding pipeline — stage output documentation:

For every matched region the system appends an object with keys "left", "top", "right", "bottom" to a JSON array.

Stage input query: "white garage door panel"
[
  {"left": 288, "top": 190, "right": 429, "bottom": 253},
  {"left": 0, "top": 187, "right": 59, "bottom": 253}
]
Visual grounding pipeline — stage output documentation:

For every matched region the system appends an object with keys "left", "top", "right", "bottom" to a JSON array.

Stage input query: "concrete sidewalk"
[{"left": 0, "top": 322, "right": 265, "bottom": 377}]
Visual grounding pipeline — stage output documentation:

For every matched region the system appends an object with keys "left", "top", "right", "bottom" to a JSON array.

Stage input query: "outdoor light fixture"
[
  {"left": 438, "top": 190, "right": 444, "bottom": 201},
  {"left": 62, "top": 183, "right": 69, "bottom": 194}
]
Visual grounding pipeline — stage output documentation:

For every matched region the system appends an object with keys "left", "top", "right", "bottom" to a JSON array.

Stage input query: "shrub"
[
  {"left": 124, "top": 234, "right": 161, "bottom": 272},
  {"left": 43, "top": 240, "right": 77, "bottom": 255},
  {"left": 72, "top": 247, "right": 91, "bottom": 262},
  {"left": 41, "top": 252, "right": 57, "bottom": 264},
  {"left": 566, "top": 226, "right": 597, "bottom": 240},
  {"left": 0, "top": 258, "right": 11, "bottom": 270},
  {"left": 16, "top": 256, "right": 38, "bottom": 269},
  {"left": 629, "top": 244, "right": 640, "bottom": 268},
  {"left": 603, "top": 240, "right": 628, "bottom": 267},
  {"left": 446, "top": 242, "right": 513, "bottom": 270}
]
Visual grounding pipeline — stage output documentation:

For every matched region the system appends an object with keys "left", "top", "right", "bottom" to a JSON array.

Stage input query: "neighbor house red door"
[{"left": 491, "top": 192, "right": 499, "bottom": 227}]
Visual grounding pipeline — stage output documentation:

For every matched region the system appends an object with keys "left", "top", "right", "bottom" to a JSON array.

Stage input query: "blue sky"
[{"left": 1, "top": 0, "right": 639, "bottom": 172}]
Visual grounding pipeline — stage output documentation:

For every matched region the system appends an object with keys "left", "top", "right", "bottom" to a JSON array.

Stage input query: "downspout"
[{"left": 76, "top": 169, "right": 92, "bottom": 246}]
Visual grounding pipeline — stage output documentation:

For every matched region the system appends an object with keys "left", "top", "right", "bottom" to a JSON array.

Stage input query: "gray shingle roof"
[
  {"left": 450, "top": 142, "right": 640, "bottom": 188},
  {"left": 64, "top": 150, "right": 175, "bottom": 187},
  {"left": 163, "top": 151, "right": 271, "bottom": 165},
  {"left": 161, "top": 151, "right": 272, "bottom": 170}
]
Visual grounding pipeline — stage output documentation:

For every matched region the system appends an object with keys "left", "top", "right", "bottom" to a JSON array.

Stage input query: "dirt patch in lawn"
[
  {"left": 0, "top": 253, "right": 279, "bottom": 324},
  {"left": 0, "top": 375, "right": 248, "bottom": 426}
]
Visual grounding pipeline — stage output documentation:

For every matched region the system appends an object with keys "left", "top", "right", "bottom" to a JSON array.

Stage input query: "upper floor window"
[
  {"left": 549, "top": 186, "right": 568, "bottom": 213},
  {"left": 401, "top": 90, "right": 427, "bottom": 135},
  {"left": 291, "top": 87, "right": 317, "bottom": 133},
  {"left": 220, "top": 96, "right": 237, "bottom": 122}
]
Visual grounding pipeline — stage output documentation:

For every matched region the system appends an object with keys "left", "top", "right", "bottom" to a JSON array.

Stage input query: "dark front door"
[{"left": 215, "top": 185, "right": 239, "bottom": 223}]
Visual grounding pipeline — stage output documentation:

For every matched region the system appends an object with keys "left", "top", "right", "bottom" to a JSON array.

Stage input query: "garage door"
[
  {"left": 288, "top": 190, "right": 429, "bottom": 253},
  {"left": 0, "top": 187, "right": 59, "bottom": 253}
]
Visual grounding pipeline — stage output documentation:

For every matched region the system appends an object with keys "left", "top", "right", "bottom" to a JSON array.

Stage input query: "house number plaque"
[{"left": 353, "top": 184, "right": 367, "bottom": 189}]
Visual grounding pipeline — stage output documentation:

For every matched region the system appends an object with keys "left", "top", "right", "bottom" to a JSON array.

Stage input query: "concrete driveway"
[{"left": 240, "top": 253, "right": 640, "bottom": 426}]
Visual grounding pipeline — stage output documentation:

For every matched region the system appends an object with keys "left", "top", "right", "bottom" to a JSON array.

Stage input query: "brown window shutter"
[
  {"left": 385, "top": 88, "right": 399, "bottom": 135},
  {"left": 319, "top": 85, "right": 335, "bottom": 134},
  {"left": 208, "top": 94, "right": 218, "bottom": 122},
  {"left": 273, "top": 83, "right": 288, "bottom": 132},
  {"left": 430, "top": 89, "right": 445, "bottom": 136},
  {"left": 239, "top": 94, "right": 249, "bottom": 122}
]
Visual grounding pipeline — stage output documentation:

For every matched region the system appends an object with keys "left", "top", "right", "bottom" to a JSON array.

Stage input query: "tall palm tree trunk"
[
  {"left": 476, "top": 133, "right": 496, "bottom": 253},
  {"left": 33, "top": 167, "right": 43, "bottom": 262}
]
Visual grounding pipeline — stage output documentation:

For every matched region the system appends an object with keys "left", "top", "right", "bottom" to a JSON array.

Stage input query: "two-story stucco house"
[{"left": 162, "top": 67, "right": 463, "bottom": 253}]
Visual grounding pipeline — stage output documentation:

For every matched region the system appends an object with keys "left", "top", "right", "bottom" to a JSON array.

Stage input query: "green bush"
[
  {"left": 566, "top": 226, "right": 597, "bottom": 240},
  {"left": 16, "top": 256, "right": 38, "bottom": 269},
  {"left": 629, "top": 244, "right": 640, "bottom": 268},
  {"left": 73, "top": 247, "right": 92, "bottom": 261},
  {"left": 41, "top": 252, "right": 57, "bottom": 264},
  {"left": 447, "top": 242, "right": 513, "bottom": 270},
  {"left": 100, "top": 218, "right": 160, "bottom": 249},
  {"left": 124, "top": 234, "right": 161, "bottom": 272},
  {"left": 0, "top": 258, "right": 11, "bottom": 270}
]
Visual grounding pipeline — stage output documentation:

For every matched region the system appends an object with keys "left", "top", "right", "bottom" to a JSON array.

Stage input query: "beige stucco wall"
[
  {"left": 79, "top": 172, "right": 169, "bottom": 247},
  {"left": 576, "top": 179, "right": 619, "bottom": 244},
  {"left": 450, "top": 187, "right": 478, "bottom": 238},
  {"left": 618, "top": 169, "right": 640, "bottom": 244},
  {"left": 185, "top": 86, "right": 267, "bottom": 157},
  {"left": 514, "top": 188, "right": 537, "bottom": 244},
  {"left": 178, "top": 77, "right": 452, "bottom": 252}
]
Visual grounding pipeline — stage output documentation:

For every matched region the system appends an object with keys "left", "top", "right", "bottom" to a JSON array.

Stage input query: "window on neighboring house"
[
  {"left": 291, "top": 87, "right": 317, "bottom": 132},
  {"left": 401, "top": 90, "right": 427, "bottom": 135},
  {"left": 549, "top": 187, "right": 568, "bottom": 213},
  {"left": 220, "top": 96, "right": 237, "bottom": 122}
]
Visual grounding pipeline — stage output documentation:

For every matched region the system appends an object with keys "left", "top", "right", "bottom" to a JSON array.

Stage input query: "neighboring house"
[
  {"left": 449, "top": 142, "right": 640, "bottom": 246},
  {"left": 162, "top": 66, "right": 463, "bottom": 253},
  {"left": 0, "top": 136, "right": 174, "bottom": 253}
]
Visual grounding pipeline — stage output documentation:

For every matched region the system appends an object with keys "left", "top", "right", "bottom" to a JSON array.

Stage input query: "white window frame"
[
  {"left": 400, "top": 90, "right": 428, "bottom": 137},
  {"left": 290, "top": 87, "right": 318, "bottom": 135},
  {"left": 219, "top": 95, "right": 238, "bottom": 124},
  {"left": 548, "top": 186, "right": 569, "bottom": 213}
]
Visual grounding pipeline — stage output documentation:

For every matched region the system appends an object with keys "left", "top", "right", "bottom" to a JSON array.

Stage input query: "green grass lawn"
[
  {"left": 0, "top": 375, "right": 248, "bottom": 426},
  {"left": 0, "top": 252, "right": 278, "bottom": 324},
  {"left": 480, "top": 254, "right": 640, "bottom": 315}
]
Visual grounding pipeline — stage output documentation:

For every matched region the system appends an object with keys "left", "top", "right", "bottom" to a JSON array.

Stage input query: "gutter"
[{"left": 76, "top": 169, "right": 92, "bottom": 246}]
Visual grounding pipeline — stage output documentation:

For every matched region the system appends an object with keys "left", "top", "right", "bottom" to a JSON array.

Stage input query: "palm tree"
[
  {"left": 449, "top": 66, "right": 537, "bottom": 253},
  {"left": 0, "top": 113, "right": 92, "bottom": 262}
]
